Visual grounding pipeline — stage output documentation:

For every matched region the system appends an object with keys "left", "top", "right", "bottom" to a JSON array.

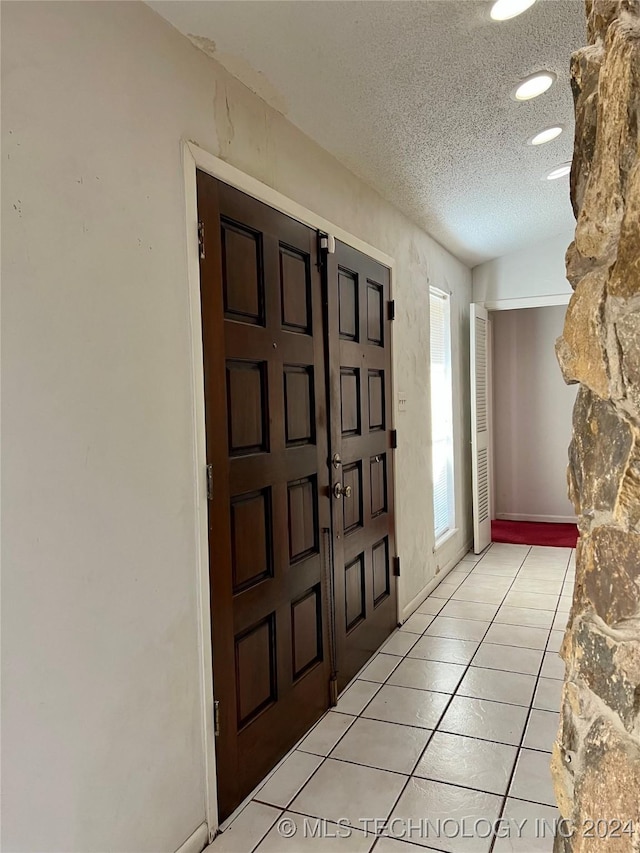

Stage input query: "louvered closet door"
[
  {"left": 471, "top": 303, "right": 491, "bottom": 553},
  {"left": 196, "top": 172, "right": 331, "bottom": 820}
]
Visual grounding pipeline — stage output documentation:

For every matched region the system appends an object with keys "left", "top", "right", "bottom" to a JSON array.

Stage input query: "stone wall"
[{"left": 553, "top": 1, "right": 640, "bottom": 850}]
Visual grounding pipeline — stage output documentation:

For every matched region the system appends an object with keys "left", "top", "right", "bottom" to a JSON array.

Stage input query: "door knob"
[{"left": 334, "top": 482, "right": 352, "bottom": 499}]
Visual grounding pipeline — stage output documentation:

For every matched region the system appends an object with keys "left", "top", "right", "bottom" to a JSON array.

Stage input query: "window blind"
[{"left": 429, "top": 287, "right": 455, "bottom": 542}]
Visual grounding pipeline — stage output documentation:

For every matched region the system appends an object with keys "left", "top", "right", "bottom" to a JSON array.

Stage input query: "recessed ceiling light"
[
  {"left": 512, "top": 72, "right": 556, "bottom": 101},
  {"left": 490, "top": 0, "right": 537, "bottom": 21},
  {"left": 545, "top": 162, "right": 572, "bottom": 180},
  {"left": 528, "top": 125, "right": 563, "bottom": 146}
]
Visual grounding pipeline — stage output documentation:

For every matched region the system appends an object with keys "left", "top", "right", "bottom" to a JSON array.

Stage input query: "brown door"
[
  {"left": 325, "top": 240, "right": 398, "bottom": 691},
  {"left": 196, "top": 172, "right": 332, "bottom": 820}
]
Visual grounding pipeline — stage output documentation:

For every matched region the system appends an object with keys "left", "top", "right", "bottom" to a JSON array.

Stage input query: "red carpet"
[{"left": 492, "top": 519, "right": 578, "bottom": 548}]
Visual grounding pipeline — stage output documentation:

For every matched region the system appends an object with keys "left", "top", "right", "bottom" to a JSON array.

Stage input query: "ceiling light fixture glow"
[
  {"left": 546, "top": 162, "right": 572, "bottom": 180},
  {"left": 490, "top": 0, "right": 537, "bottom": 21},
  {"left": 528, "top": 125, "right": 563, "bottom": 146},
  {"left": 512, "top": 72, "right": 556, "bottom": 101}
]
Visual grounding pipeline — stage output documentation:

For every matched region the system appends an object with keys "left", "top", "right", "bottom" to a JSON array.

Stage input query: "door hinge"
[
  {"left": 198, "top": 220, "right": 206, "bottom": 259},
  {"left": 393, "top": 556, "right": 401, "bottom": 577},
  {"left": 388, "top": 300, "right": 396, "bottom": 321},
  {"left": 213, "top": 699, "right": 220, "bottom": 737},
  {"left": 206, "top": 464, "right": 214, "bottom": 500},
  {"left": 390, "top": 429, "right": 398, "bottom": 449}
]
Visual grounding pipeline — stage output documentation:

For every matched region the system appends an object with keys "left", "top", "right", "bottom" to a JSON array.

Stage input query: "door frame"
[
  {"left": 471, "top": 293, "right": 572, "bottom": 554},
  {"left": 182, "top": 140, "right": 398, "bottom": 838}
]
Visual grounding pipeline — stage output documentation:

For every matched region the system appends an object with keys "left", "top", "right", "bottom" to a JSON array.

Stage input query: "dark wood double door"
[{"left": 196, "top": 172, "right": 396, "bottom": 820}]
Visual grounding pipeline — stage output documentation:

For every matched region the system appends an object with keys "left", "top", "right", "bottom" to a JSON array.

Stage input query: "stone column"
[{"left": 553, "top": 1, "right": 640, "bottom": 850}]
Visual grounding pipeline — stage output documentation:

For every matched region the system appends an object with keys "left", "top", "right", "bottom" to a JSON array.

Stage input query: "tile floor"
[{"left": 207, "top": 543, "right": 575, "bottom": 853}]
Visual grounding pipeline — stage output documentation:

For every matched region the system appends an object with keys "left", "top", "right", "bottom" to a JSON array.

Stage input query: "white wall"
[
  {"left": 492, "top": 306, "right": 577, "bottom": 523},
  {"left": 473, "top": 231, "right": 574, "bottom": 307},
  {"left": 1, "top": 3, "right": 472, "bottom": 851}
]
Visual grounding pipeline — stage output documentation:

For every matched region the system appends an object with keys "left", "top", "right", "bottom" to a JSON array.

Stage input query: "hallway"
[{"left": 207, "top": 543, "right": 574, "bottom": 852}]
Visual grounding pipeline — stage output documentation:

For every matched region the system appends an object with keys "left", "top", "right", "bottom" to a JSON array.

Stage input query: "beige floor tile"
[
  {"left": 331, "top": 716, "right": 431, "bottom": 774},
  {"left": 517, "top": 566, "right": 566, "bottom": 579},
  {"left": 371, "top": 837, "right": 423, "bottom": 852},
  {"left": 399, "top": 613, "right": 433, "bottom": 635},
  {"left": 510, "top": 578, "right": 563, "bottom": 595},
  {"left": 359, "top": 653, "right": 403, "bottom": 683},
  {"left": 439, "top": 695, "right": 528, "bottom": 745},
  {"left": 503, "top": 591, "right": 559, "bottom": 611},
  {"left": 552, "top": 612, "right": 569, "bottom": 631},
  {"left": 456, "top": 667, "right": 536, "bottom": 707},
  {"left": 523, "top": 709, "right": 559, "bottom": 753},
  {"left": 533, "top": 677, "right": 563, "bottom": 712},
  {"left": 290, "top": 758, "right": 406, "bottom": 828},
  {"left": 458, "top": 575, "right": 512, "bottom": 592},
  {"left": 416, "top": 597, "right": 445, "bottom": 616},
  {"left": 414, "top": 730, "right": 517, "bottom": 795},
  {"left": 460, "top": 551, "right": 483, "bottom": 563},
  {"left": 472, "top": 563, "right": 521, "bottom": 577},
  {"left": 209, "top": 802, "right": 282, "bottom": 853},
  {"left": 471, "top": 643, "right": 543, "bottom": 675},
  {"left": 388, "top": 657, "right": 466, "bottom": 693},
  {"left": 255, "top": 813, "right": 374, "bottom": 852},
  {"left": 490, "top": 544, "right": 531, "bottom": 555},
  {"left": 255, "top": 751, "right": 324, "bottom": 808},
  {"left": 492, "top": 798, "right": 561, "bottom": 852},
  {"left": 447, "top": 563, "right": 473, "bottom": 577},
  {"left": 362, "top": 684, "right": 448, "bottom": 728},
  {"left": 430, "top": 581, "right": 460, "bottom": 599},
  {"left": 546, "top": 629, "right": 565, "bottom": 653},
  {"left": 452, "top": 586, "right": 506, "bottom": 605},
  {"left": 495, "top": 606, "right": 554, "bottom": 629},
  {"left": 483, "top": 623, "right": 549, "bottom": 650},
  {"left": 557, "top": 596, "right": 573, "bottom": 613},
  {"left": 382, "top": 631, "right": 420, "bottom": 656},
  {"left": 335, "top": 681, "right": 382, "bottom": 715},
  {"left": 509, "top": 749, "right": 555, "bottom": 806},
  {"left": 425, "top": 616, "right": 490, "bottom": 642},
  {"left": 438, "top": 600, "right": 499, "bottom": 621},
  {"left": 540, "top": 651, "right": 565, "bottom": 680},
  {"left": 529, "top": 546, "right": 572, "bottom": 560},
  {"left": 389, "top": 777, "right": 501, "bottom": 852},
  {"left": 299, "top": 711, "right": 357, "bottom": 756},
  {"left": 475, "top": 558, "right": 526, "bottom": 571},
  {"left": 407, "top": 635, "right": 479, "bottom": 665}
]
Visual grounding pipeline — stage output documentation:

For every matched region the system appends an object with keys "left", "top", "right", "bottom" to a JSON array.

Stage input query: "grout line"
[
  {"left": 487, "top": 545, "right": 573, "bottom": 852},
  {"left": 225, "top": 544, "right": 575, "bottom": 853},
  {"left": 357, "top": 543, "right": 535, "bottom": 845},
  {"left": 400, "top": 542, "right": 555, "bottom": 849},
  {"left": 244, "top": 807, "right": 285, "bottom": 853}
]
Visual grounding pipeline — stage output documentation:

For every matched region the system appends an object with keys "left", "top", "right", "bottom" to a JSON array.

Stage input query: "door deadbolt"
[
  {"left": 332, "top": 452, "right": 342, "bottom": 469},
  {"left": 334, "top": 482, "right": 352, "bottom": 499}
]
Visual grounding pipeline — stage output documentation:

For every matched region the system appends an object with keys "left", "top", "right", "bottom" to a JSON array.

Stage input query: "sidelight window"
[{"left": 429, "top": 287, "right": 455, "bottom": 543}]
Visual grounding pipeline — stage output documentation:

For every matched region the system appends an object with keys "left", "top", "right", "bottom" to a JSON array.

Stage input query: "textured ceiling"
[{"left": 150, "top": 0, "right": 586, "bottom": 266}]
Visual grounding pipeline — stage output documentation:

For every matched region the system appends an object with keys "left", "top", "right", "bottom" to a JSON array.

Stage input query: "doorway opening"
[{"left": 470, "top": 301, "right": 577, "bottom": 554}]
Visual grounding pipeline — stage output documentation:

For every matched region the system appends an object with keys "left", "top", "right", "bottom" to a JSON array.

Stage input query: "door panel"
[
  {"left": 197, "top": 172, "right": 331, "bottom": 820},
  {"left": 325, "top": 241, "right": 397, "bottom": 690},
  {"left": 471, "top": 303, "right": 492, "bottom": 553}
]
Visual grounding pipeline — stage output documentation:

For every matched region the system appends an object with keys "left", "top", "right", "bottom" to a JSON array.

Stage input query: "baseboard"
[
  {"left": 401, "top": 537, "right": 473, "bottom": 622},
  {"left": 175, "top": 822, "right": 209, "bottom": 853},
  {"left": 496, "top": 513, "right": 577, "bottom": 524}
]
